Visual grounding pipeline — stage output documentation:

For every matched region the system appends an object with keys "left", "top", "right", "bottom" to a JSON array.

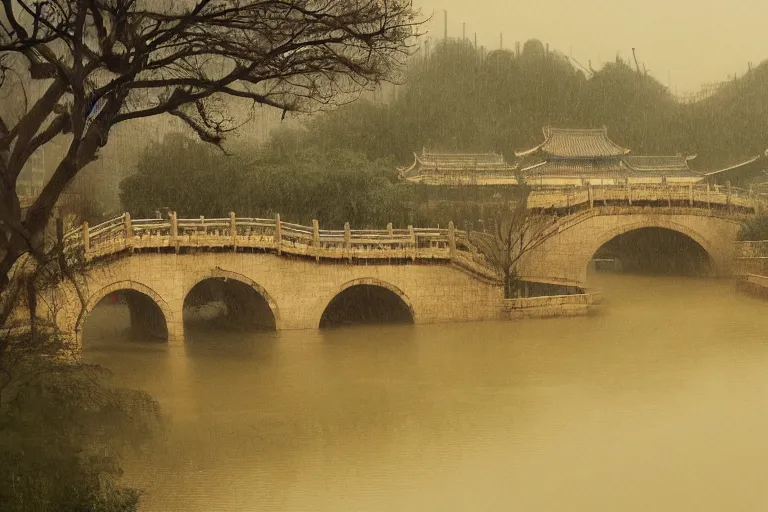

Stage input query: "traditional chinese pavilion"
[
  {"left": 399, "top": 126, "right": 703, "bottom": 187},
  {"left": 516, "top": 127, "right": 701, "bottom": 185},
  {"left": 398, "top": 150, "right": 519, "bottom": 185}
]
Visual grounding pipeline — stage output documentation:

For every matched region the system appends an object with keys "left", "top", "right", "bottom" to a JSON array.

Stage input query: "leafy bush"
[{"left": 0, "top": 331, "right": 160, "bottom": 512}]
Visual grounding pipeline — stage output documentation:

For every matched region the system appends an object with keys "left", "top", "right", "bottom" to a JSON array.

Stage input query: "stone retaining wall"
[
  {"left": 736, "top": 274, "right": 768, "bottom": 299},
  {"left": 501, "top": 291, "right": 603, "bottom": 320}
]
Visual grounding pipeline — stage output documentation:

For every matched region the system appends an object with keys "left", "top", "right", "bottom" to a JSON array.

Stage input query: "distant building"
[
  {"left": 399, "top": 126, "right": 704, "bottom": 187},
  {"left": 516, "top": 127, "right": 701, "bottom": 186},
  {"left": 398, "top": 150, "right": 518, "bottom": 185}
]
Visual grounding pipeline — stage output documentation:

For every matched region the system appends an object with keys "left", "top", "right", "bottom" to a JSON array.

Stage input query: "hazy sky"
[{"left": 415, "top": 0, "right": 766, "bottom": 94}]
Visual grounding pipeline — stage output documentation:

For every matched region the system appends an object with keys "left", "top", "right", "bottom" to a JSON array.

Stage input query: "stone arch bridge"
[{"left": 51, "top": 183, "right": 756, "bottom": 344}]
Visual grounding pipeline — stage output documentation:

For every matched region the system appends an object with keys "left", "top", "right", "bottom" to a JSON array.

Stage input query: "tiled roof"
[
  {"left": 516, "top": 127, "right": 630, "bottom": 158},
  {"left": 398, "top": 139, "right": 704, "bottom": 183},
  {"left": 521, "top": 158, "right": 625, "bottom": 176},
  {"left": 623, "top": 155, "right": 695, "bottom": 173},
  {"left": 419, "top": 151, "right": 507, "bottom": 167},
  {"left": 399, "top": 150, "right": 517, "bottom": 179},
  {"left": 402, "top": 172, "right": 520, "bottom": 186}
]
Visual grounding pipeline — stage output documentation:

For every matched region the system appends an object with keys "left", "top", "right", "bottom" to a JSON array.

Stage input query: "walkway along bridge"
[{"left": 47, "top": 183, "right": 760, "bottom": 344}]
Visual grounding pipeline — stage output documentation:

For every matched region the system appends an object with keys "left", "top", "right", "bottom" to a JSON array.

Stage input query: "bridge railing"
[
  {"left": 63, "top": 197, "right": 759, "bottom": 282},
  {"left": 526, "top": 182, "right": 762, "bottom": 211},
  {"left": 62, "top": 213, "right": 502, "bottom": 281}
]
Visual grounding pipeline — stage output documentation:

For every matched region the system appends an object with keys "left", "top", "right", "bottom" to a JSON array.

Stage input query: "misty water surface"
[{"left": 82, "top": 274, "right": 768, "bottom": 511}]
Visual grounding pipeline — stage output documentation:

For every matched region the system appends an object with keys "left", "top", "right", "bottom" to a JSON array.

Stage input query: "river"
[{"left": 82, "top": 274, "right": 768, "bottom": 511}]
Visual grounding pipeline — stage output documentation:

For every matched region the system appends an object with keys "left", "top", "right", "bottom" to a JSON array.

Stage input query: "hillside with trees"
[
  {"left": 296, "top": 39, "right": 768, "bottom": 170},
  {"left": 120, "top": 38, "right": 768, "bottom": 227}
]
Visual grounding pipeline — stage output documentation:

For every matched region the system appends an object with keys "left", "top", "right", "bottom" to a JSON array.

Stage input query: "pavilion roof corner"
[{"left": 702, "top": 154, "right": 766, "bottom": 180}]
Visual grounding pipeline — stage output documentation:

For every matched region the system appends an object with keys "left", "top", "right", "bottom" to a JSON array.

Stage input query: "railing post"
[
  {"left": 312, "top": 219, "right": 320, "bottom": 247},
  {"left": 274, "top": 214, "right": 282, "bottom": 255},
  {"left": 688, "top": 183, "right": 694, "bottom": 207},
  {"left": 588, "top": 183, "right": 594, "bottom": 208},
  {"left": 706, "top": 182, "right": 711, "bottom": 210},
  {"left": 82, "top": 221, "right": 90, "bottom": 256},
  {"left": 448, "top": 221, "right": 456, "bottom": 256},
  {"left": 229, "top": 212, "right": 237, "bottom": 248},
  {"left": 170, "top": 211, "right": 178, "bottom": 238},
  {"left": 124, "top": 212, "right": 132, "bottom": 240},
  {"left": 344, "top": 222, "right": 351, "bottom": 252},
  {"left": 387, "top": 222, "right": 393, "bottom": 237},
  {"left": 626, "top": 181, "right": 632, "bottom": 206},
  {"left": 726, "top": 180, "right": 732, "bottom": 211},
  {"left": 408, "top": 224, "right": 417, "bottom": 261},
  {"left": 170, "top": 211, "right": 178, "bottom": 252}
]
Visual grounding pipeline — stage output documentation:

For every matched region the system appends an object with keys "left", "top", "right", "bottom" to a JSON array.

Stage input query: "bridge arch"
[
  {"left": 583, "top": 219, "right": 720, "bottom": 278},
  {"left": 317, "top": 278, "right": 416, "bottom": 328},
  {"left": 183, "top": 269, "right": 281, "bottom": 331},
  {"left": 76, "top": 280, "right": 179, "bottom": 344}
]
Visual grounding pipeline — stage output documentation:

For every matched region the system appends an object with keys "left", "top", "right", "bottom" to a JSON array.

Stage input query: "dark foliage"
[
  {"left": 0, "top": 330, "right": 160, "bottom": 511},
  {"left": 290, "top": 39, "right": 768, "bottom": 170},
  {"left": 120, "top": 133, "right": 413, "bottom": 228}
]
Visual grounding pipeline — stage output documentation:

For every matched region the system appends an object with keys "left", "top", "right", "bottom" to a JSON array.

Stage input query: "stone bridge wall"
[
  {"left": 518, "top": 208, "right": 744, "bottom": 286},
  {"left": 55, "top": 253, "right": 504, "bottom": 344}
]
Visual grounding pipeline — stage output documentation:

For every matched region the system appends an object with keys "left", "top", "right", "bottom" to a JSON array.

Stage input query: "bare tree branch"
[{"left": 0, "top": 0, "right": 423, "bottom": 330}]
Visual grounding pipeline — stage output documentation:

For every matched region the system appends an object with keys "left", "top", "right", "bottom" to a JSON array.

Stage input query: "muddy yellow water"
[{"left": 83, "top": 274, "right": 768, "bottom": 511}]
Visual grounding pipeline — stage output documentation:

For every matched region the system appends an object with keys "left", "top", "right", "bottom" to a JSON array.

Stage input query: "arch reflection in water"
[
  {"left": 183, "top": 277, "right": 277, "bottom": 333},
  {"left": 81, "top": 289, "right": 169, "bottom": 344},
  {"left": 590, "top": 227, "right": 713, "bottom": 276},
  {"left": 319, "top": 284, "right": 414, "bottom": 328}
]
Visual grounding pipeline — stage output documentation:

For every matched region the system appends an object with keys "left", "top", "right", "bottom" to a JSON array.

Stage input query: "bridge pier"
[{"left": 61, "top": 251, "right": 504, "bottom": 348}]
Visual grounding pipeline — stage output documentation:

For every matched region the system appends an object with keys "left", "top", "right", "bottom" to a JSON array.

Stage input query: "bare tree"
[
  {"left": 469, "top": 177, "right": 586, "bottom": 298},
  {"left": 0, "top": 0, "right": 422, "bottom": 327}
]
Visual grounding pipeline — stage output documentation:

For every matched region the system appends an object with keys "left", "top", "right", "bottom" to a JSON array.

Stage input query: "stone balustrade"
[
  {"left": 63, "top": 214, "right": 501, "bottom": 282},
  {"left": 526, "top": 182, "right": 761, "bottom": 211}
]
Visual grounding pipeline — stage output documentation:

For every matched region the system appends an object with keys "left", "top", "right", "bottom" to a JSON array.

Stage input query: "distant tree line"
[
  {"left": 296, "top": 38, "right": 768, "bottom": 170},
  {"left": 120, "top": 133, "right": 414, "bottom": 228}
]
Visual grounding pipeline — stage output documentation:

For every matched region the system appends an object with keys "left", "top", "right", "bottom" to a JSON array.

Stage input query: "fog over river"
[{"left": 82, "top": 273, "right": 768, "bottom": 511}]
